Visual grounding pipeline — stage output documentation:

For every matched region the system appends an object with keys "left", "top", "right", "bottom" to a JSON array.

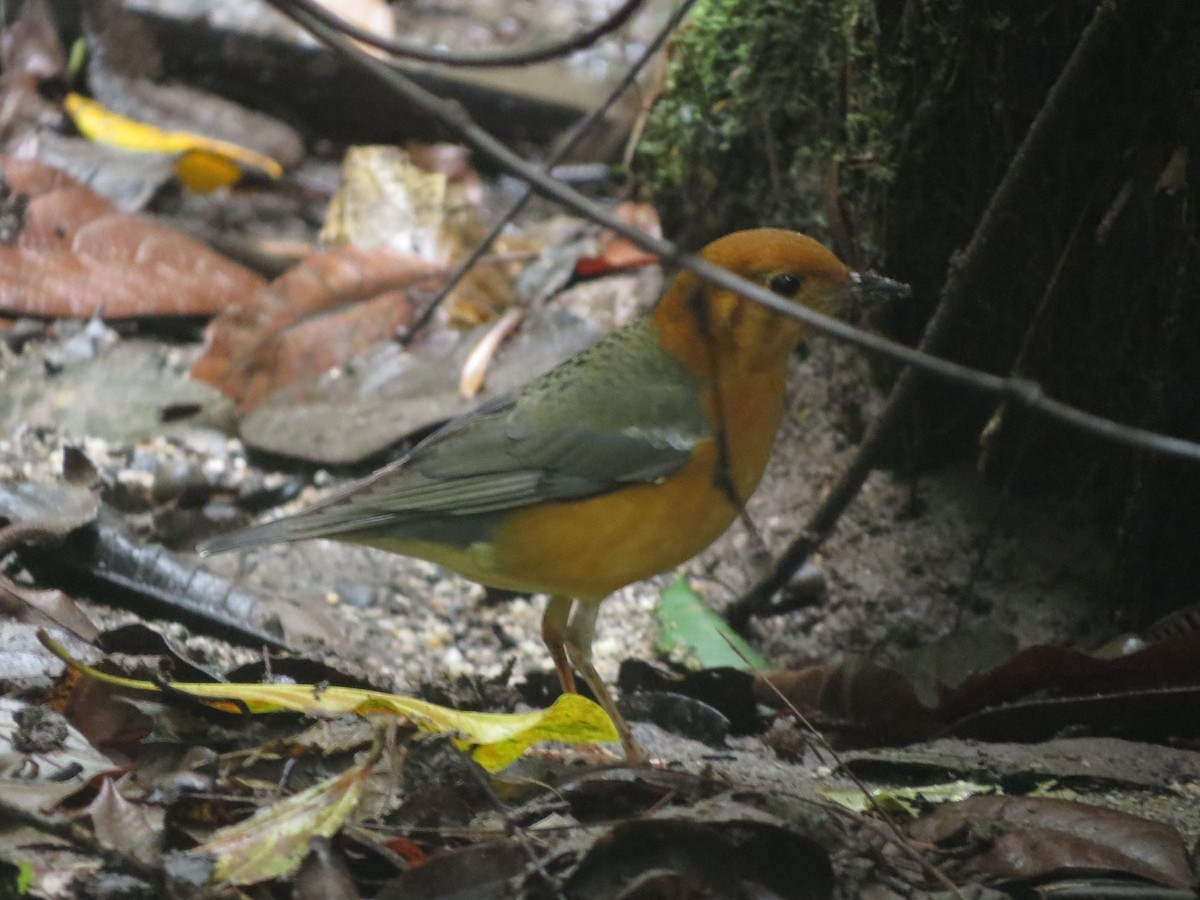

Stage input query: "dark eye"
[{"left": 769, "top": 273, "right": 803, "bottom": 296}]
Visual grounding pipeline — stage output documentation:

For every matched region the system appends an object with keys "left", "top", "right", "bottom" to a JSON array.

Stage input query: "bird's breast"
[
  {"left": 485, "top": 439, "right": 742, "bottom": 599},
  {"left": 486, "top": 371, "right": 787, "bottom": 600}
]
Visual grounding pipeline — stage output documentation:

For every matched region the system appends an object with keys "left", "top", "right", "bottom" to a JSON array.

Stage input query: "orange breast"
[
  {"left": 489, "top": 440, "right": 737, "bottom": 599},
  {"left": 489, "top": 366, "right": 788, "bottom": 600}
]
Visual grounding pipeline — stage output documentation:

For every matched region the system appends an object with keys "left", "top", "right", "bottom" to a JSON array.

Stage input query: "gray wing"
[{"left": 199, "top": 319, "right": 712, "bottom": 553}]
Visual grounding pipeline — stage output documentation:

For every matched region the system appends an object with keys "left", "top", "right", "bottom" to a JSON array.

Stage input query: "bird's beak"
[
  {"left": 849, "top": 269, "right": 911, "bottom": 301},
  {"left": 831, "top": 269, "right": 911, "bottom": 320}
]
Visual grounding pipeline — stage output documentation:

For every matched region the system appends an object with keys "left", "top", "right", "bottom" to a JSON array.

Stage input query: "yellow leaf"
[
  {"left": 64, "top": 93, "right": 283, "bottom": 182},
  {"left": 38, "top": 631, "right": 617, "bottom": 770},
  {"left": 176, "top": 149, "right": 243, "bottom": 193}
]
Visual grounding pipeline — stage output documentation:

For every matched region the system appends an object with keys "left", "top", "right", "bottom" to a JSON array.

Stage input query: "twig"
[
  {"left": 725, "top": 0, "right": 1129, "bottom": 626},
  {"left": 401, "top": 0, "right": 700, "bottom": 338},
  {"left": 273, "top": 0, "right": 644, "bottom": 68}
]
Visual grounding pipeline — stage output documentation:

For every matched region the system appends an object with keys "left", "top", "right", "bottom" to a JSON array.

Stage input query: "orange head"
[{"left": 652, "top": 228, "right": 857, "bottom": 377}]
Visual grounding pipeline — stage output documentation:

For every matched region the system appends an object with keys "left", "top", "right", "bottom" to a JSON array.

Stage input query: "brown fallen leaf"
[
  {"left": 909, "top": 795, "right": 1192, "bottom": 888},
  {"left": 757, "top": 631, "right": 1200, "bottom": 747},
  {"left": 937, "top": 629, "right": 1200, "bottom": 720},
  {"left": 192, "top": 246, "right": 445, "bottom": 413},
  {"left": 87, "top": 777, "right": 164, "bottom": 866},
  {"left": 0, "top": 157, "right": 266, "bottom": 318},
  {"left": 0, "top": 0, "right": 66, "bottom": 141},
  {"left": 755, "top": 657, "right": 940, "bottom": 747}
]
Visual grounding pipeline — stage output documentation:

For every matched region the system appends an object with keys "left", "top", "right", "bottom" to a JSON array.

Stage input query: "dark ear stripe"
[
  {"left": 684, "top": 284, "right": 712, "bottom": 338},
  {"left": 726, "top": 291, "right": 746, "bottom": 335},
  {"left": 682, "top": 283, "right": 746, "bottom": 512}
]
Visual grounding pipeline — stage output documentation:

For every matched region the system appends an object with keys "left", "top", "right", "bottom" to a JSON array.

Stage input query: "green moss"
[
  {"left": 635, "top": 0, "right": 901, "bottom": 255},
  {"left": 634, "top": 0, "right": 1089, "bottom": 274}
]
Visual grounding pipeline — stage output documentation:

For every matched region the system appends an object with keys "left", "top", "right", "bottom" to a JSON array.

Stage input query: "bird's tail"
[
  {"left": 196, "top": 518, "right": 297, "bottom": 556},
  {"left": 197, "top": 505, "right": 401, "bottom": 555}
]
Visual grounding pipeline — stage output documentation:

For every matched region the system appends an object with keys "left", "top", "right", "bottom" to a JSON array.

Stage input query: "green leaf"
[{"left": 656, "top": 577, "right": 767, "bottom": 671}]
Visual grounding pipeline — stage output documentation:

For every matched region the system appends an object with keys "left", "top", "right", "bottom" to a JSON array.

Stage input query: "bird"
[{"left": 199, "top": 228, "right": 904, "bottom": 762}]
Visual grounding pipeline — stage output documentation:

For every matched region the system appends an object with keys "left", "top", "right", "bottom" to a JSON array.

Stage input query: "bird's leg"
[
  {"left": 564, "top": 600, "right": 649, "bottom": 765},
  {"left": 541, "top": 595, "right": 576, "bottom": 695}
]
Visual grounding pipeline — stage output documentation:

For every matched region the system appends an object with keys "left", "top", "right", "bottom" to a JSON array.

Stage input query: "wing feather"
[{"left": 199, "top": 318, "right": 712, "bottom": 554}]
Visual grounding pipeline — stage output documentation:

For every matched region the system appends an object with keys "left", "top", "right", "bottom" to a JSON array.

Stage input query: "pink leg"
[{"left": 541, "top": 595, "right": 576, "bottom": 695}]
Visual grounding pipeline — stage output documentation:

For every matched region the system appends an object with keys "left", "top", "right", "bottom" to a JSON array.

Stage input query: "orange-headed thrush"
[{"left": 200, "top": 228, "right": 903, "bottom": 762}]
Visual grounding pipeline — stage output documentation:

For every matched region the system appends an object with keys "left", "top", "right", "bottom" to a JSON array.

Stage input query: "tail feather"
[
  {"left": 196, "top": 508, "right": 408, "bottom": 556},
  {"left": 196, "top": 518, "right": 299, "bottom": 556}
]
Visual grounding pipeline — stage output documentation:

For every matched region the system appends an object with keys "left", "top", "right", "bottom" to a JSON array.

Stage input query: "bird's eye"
[{"left": 769, "top": 273, "right": 803, "bottom": 296}]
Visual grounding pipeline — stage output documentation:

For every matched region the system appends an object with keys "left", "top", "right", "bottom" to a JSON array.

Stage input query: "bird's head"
[{"left": 653, "top": 228, "right": 906, "bottom": 376}]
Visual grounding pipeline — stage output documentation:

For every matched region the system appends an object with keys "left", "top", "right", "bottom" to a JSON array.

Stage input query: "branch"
[{"left": 274, "top": 0, "right": 644, "bottom": 68}]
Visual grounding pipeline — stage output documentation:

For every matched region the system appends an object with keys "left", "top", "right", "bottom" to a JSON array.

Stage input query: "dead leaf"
[
  {"left": 757, "top": 631, "right": 1200, "bottom": 746},
  {"left": 909, "top": 795, "right": 1193, "bottom": 888},
  {"left": 0, "top": 157, "right": 266, "bottom": 318},
  {"left": 562, "top": 815, "right": 834, "bottom": 900},
  {"left": 937, "top": 630, "right": 1200, "bottom": 721},
  {"left": 373, "top": 842, "right": 527, "bottom": 900},
  {"left": 574, "top": 201, "right": 661, "bottom": 277},
  {"left": 0, "top": 697, "right": 123, "bottom": 812},
  {"left": 83, "top": 0, "right": 303, "bottom": 167},
  {"left": 46, "top": 665, "right": 153, "bottom": 753},
  {"left": 317, "top": 146, "right": 495, "bottom": 331},
  {"left": 180, "top": 748, "right": 378, "bottom": 886},
  {"left": 755, "top": 657, "right": 940, "bottom": 746},
  {"left": 319, "top": 146, "right": 446, "bottom": 257},
  {"left": 192, "top": 246, "right": 442, "bottom": 413},
  {"left": 0, "top": 582, "right": 100, "bottom": 643},
  {"left": 87, "top": 778, "right": 164, "bottom": 865}
]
